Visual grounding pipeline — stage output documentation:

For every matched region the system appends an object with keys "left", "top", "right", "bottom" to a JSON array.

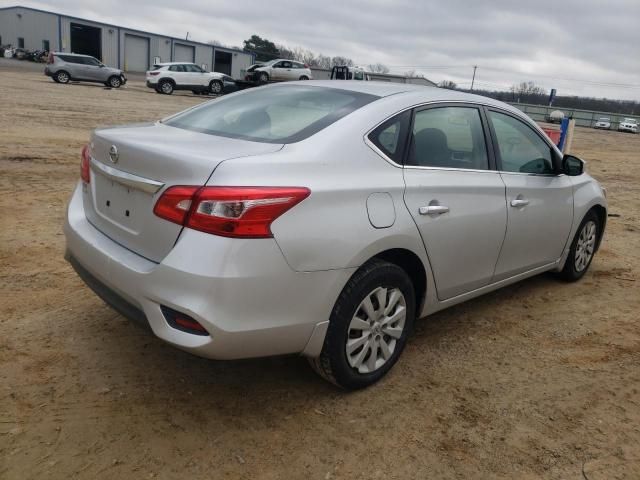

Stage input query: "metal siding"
[
  {"left": 0, "top": 7, "right": 57, "bottom": 50},
  {"left": 156, "top": 37, "right": 171, "bottom": 63},
  {"left": 123, "top": 33, "right": 149, "bottom": 72},
  {"left": 174, "top": 42, "right": 195, "bottom": 62},
  {"left": 195, "top": 44, "right": 213, "bottom": 70},
  {"left": 229, "top": 51, "right": 254, "bottom": 79}
]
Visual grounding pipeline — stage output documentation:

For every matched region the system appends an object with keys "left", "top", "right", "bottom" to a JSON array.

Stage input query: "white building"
[{"left": 0, "top": 5, "right": 255, "bottom": 78}]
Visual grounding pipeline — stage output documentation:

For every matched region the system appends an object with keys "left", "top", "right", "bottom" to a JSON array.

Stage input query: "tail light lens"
[
  {"left": 47, "top": 53, "right": 54, "bottom": 64},
  {"left": 80, "top": 144, "right": 91, "bottom": 184},
  {"left": 304, "top": 64, "right": 309, "bottom": 68},
  {"left": 154, "top": 186, "right": 310, "bottom": 238},
  {"left": 148, "top": 71, "right": 160, "bottom": 76}
]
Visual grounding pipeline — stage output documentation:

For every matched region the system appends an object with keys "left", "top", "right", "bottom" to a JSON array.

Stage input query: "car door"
[
  {"left": 399, "top": 104, "right": 508, "bottom": 300},
  {"left": 83, "top": 56, "right": 106, "bottom": 81},
  {"left": 183, "top": 64, "right": 206, "bottom": 86},
  {"left": 168, "top": 64, "right": 186, "bottom": 84},
  {"left": 269, "top": 61, "right": 285, "bottom": 80},
  {"left": 486, "top": 108, "right": 573, "bottom": 281}
]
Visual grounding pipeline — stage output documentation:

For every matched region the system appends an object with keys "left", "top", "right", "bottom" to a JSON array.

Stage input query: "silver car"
[
  {"left": 45, "top": 52, "right": 127, "bottom": 88},
  {"left": 64, "top": 82, "right": 607, "bottom": 389}
]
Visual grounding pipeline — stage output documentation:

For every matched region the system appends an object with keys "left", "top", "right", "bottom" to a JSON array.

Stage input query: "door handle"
[
  {"left": 419, "top": 205, "right": 450, "bottom": 215},
  {"left": 510, "top": 198, "right": 530, "bottom": 207}
]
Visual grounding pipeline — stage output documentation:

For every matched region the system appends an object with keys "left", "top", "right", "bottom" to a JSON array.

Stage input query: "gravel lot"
[{"left": 1, "top": 59, "right": 639, "bottom": 479}]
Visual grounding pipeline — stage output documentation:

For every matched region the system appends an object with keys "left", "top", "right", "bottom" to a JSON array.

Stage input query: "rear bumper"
[{"left": 64, "top": 183, "right": 352, "bottom": 360}]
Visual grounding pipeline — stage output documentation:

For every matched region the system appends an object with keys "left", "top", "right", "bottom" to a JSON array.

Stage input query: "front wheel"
[
  {"left": 558, "top": 210, "right": 600, "bottom": 281},
  {"left": 55, "top": 71, "right": 70, "bottom": 84},
  {"left": 310, "top": 259, "right": 415, "bottom": 389},
  {"left": 209, "top": 80, "right": 223, "bottom": 94},
  {"left": 299, "top": 75, "right": 309, "bottom": 80},
  {"left": 107, "top": 76, "right": 122, "bottom": 88},
  {"left": 259, "top": 72, "right": 269, "bottom": 83}
]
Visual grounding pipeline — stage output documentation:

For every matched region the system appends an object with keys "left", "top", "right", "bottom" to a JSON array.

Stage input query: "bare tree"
[
  {"left": 510, "top": 81, "right": 546, "bottom": 96},
  {"left": 368, "top": 63, "right": 390, "bottom": 74},
  {"left": 439, "top": 80, "right": 457, "bottom": 90},
  {"left": 331, "top": 56, "right": 354, "bottom": 67}
]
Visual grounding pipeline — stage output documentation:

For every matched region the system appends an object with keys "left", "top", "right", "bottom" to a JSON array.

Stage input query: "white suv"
[
  {"left": 618, "top": 118, "right": 638, "bottom": 134},
  {"left": 246, "top": 59, "right": 313, "bottom": 82},
  {"left": 146, "top": 62, "right": 236, "bottom": 95}
]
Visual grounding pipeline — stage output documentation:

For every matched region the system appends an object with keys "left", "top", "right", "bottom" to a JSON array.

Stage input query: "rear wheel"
[
  {"left": 55, "top": 71, "right": 70, "bottom": 84},
  {"left": 299, "top": 75, "right": 309, "bottom": 80},
  {"left": 209, "top": 80, "right": 223, "bottom": 94},
  {"left": 107, "top": 76, "right": 122, "bottom": 88},
  {"left": 558, "top": 210, "right": 600, "bottom": 281},
  {"left": 159, "top": 80, "right": 174, "bottom": 95},
  {"left": 310, "top": 259, "right": 415, "bottom": 389}
]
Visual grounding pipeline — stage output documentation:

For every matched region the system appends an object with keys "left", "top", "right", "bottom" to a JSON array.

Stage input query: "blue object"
[{"left": 558, "top": 117, "right": 569, "bottom": 150}]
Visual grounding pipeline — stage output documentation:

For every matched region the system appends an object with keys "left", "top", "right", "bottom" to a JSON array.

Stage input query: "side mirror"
[{"left": 562, "top": 154, "right": 584, "bottom": 176}]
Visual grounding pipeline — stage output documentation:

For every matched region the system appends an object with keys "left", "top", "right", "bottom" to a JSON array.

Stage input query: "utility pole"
[
  {"left": 185, "top": 32, "right": 190, "bottom": 41},
  {"left": 470, "top": 65, "right": 477, "bottom": 91}
]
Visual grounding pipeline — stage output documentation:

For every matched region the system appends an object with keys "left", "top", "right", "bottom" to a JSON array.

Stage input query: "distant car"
[
  {"left": 146, "top": 62, "right": 236, "bottom": 95},
  {"left": 245, "top": 59, "right": 313, "bottom": 82},
  {"left": 45, "top": 52, "right": 126, "bottom": 88},
  {"left": 618, "top": 118, "right": 638, "bottom": 134},
  {"left": 593, "top": 117, "right": 611, "bottom": 130}
]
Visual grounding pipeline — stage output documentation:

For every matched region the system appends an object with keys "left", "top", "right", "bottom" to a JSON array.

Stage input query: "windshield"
[
  {"left": 164, "top": 85, "right": 378, "bottom": 143},
  {"left": 598, "top": 117, "right": 610, "bottom": 121}
]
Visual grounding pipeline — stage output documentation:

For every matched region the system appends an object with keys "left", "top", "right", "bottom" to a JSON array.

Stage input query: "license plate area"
[{"left": 93, "top": 174, "right": 151, "bottom": 234}]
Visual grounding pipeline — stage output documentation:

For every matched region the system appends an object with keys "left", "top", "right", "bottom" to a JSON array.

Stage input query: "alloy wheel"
[
  {"left": 346, "top": 286, "right": 406, "bottom": 374},
  {"left": 574, "top": 220, "right": 597, "bottom": 272}
]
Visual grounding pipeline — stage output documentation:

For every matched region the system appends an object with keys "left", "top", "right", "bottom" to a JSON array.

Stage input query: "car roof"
[
  {"left": 274, "top": 80, "right": 520, "bottom": 108},
  {"left": 155, "top": 62, "right": 196, "bottom": 66},
  {"left": 53, "top": 52, "right": 93, "bottom": 57}
]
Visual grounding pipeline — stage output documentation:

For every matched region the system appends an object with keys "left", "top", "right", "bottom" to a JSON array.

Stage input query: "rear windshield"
[{"left": 163, "top": 85, "right": 378, "bottom": 143}]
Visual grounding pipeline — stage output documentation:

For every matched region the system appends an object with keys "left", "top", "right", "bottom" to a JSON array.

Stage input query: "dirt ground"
[{"left": 1, "top": 59, "right": 639, "bottom": 480}]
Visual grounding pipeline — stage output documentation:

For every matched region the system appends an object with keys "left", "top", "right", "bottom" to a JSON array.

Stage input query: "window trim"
[
  {"left": 483, "top": 106, "right": 563, "bottom": 176},
  {"left": 364, "top": 101, "right": 499, "bottom": 173}
]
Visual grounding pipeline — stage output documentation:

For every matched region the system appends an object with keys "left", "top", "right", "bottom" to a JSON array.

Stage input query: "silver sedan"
[{"left": 64, "top": 82, "right": 607, "bottom": 389}]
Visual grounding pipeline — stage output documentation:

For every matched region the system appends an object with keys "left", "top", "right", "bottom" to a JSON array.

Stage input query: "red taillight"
[
  {"left": 80, "top": 144, "right": 91, "bottom": 184},
  {"left": 47, "top": 53, "right": 54, "bottom": 64},
  {"left": 153, "top": 186, "right": 199, "bottom": 225},
  {"left": 304, "top": 64, "right": 309, "bottom": 68},
  {"left": 154, "top": 186, "right": 310, "bottom": 238},
  {"left": 148, "top": 71, "right": 160, "bottom": 76}
]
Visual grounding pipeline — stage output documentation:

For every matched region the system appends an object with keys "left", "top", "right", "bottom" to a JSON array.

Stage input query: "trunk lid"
[{"left": 84, "top": 122, "right": 283, "bottom": 262}]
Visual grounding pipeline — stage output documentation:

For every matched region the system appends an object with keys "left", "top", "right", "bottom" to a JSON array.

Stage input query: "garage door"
[
  {"left": 124, "top": 34, "right": 149, "bottom": 72},
  {"left": 174, "top": 43, "right": 195, "bottom": 62}
]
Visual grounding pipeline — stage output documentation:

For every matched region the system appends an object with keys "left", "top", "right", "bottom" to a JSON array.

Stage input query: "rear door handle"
[
  {"left": 510, "top": 198, "right": 530, "bottom": 207},
  {"left": 419, "top": 205, "right": 450, "bottom": 215}
]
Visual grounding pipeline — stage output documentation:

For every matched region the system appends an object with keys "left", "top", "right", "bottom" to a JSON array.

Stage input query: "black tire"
[
  {"left": 107, "top": 76, "right": 122, "bottom": 88},
  {"left": 299, "top": 75, "right": 309, "bottom": 80},
  {"left": 557, "top": 210, "right": 600, "bottom": 282},
  {"left": 209, "top": 80, "right": 223, "bottom": 94},
  {"left": 55, "top": 70, "right": 70, "bottom": 84},
  {"left": 310, "top": 259, "right": 416, "bottom": 390},
  {"left": 259, "top": 72, "right": 269, "bottom": 83},
  {"left": 159, "top": 79, "right": 174, "bottom": 95}
]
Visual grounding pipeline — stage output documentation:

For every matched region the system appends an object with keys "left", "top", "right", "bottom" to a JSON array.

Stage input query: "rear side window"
[
  {"left": 407, "top": 107, "right": 489, "bottom": 170},
  {"left": 164, "top": 85, "right": 378, "bottom": 143},
  {"left": 368, "top": 110, "right": 411, "bottom": 164},
  {"left": 169, "top": 65, "right": 184, "bottom": 72}
]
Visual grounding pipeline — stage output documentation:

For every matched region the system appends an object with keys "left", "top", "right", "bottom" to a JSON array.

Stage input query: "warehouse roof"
[{"left": 0, "top": 5, "right": 250, "bottom": 56}]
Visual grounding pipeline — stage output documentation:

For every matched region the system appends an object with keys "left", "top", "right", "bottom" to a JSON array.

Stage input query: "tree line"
[{"left": 439, "top": 80, "right": 638, "bottom": 115}]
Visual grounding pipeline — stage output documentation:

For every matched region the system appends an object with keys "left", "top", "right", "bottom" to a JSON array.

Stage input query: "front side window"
[
  {"left": 164, "top": 85, "right": 378, "bottom": 143},
  {"left": 169, "top": 65, "right": 184, "bottom": 72},
  {"left": 184, "top": 64, "right": 203, "bottom": 73},
  {"left": 83, "top": 57, "right": 101, "bottom": 66},
  {"left": 488, "top": 110, "right": 554, "bottom": 174},
  {"left": 407, "top": 107, "right": 489, "bottom": 170}
]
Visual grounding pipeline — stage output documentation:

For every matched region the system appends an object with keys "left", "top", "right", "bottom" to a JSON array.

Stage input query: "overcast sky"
[{"left": 9, "top": 0, "right": 640, "bottom": 100}]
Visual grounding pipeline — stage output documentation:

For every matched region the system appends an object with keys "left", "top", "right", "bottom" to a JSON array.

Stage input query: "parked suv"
[
  {"left": 593, "top": 117, "right": 611, "bottom": 130},
  {"left": 45, "top": 52, "right": 126, "bottom": 88},
  {"left": 146, "top": 62, "right": 236, "bottom": 95},
  {"left": 245, "top": 59, "right": 313, "bottom": 82},
  {"left": 618, "top": 118, "right": 638, "bottom": 134}
]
